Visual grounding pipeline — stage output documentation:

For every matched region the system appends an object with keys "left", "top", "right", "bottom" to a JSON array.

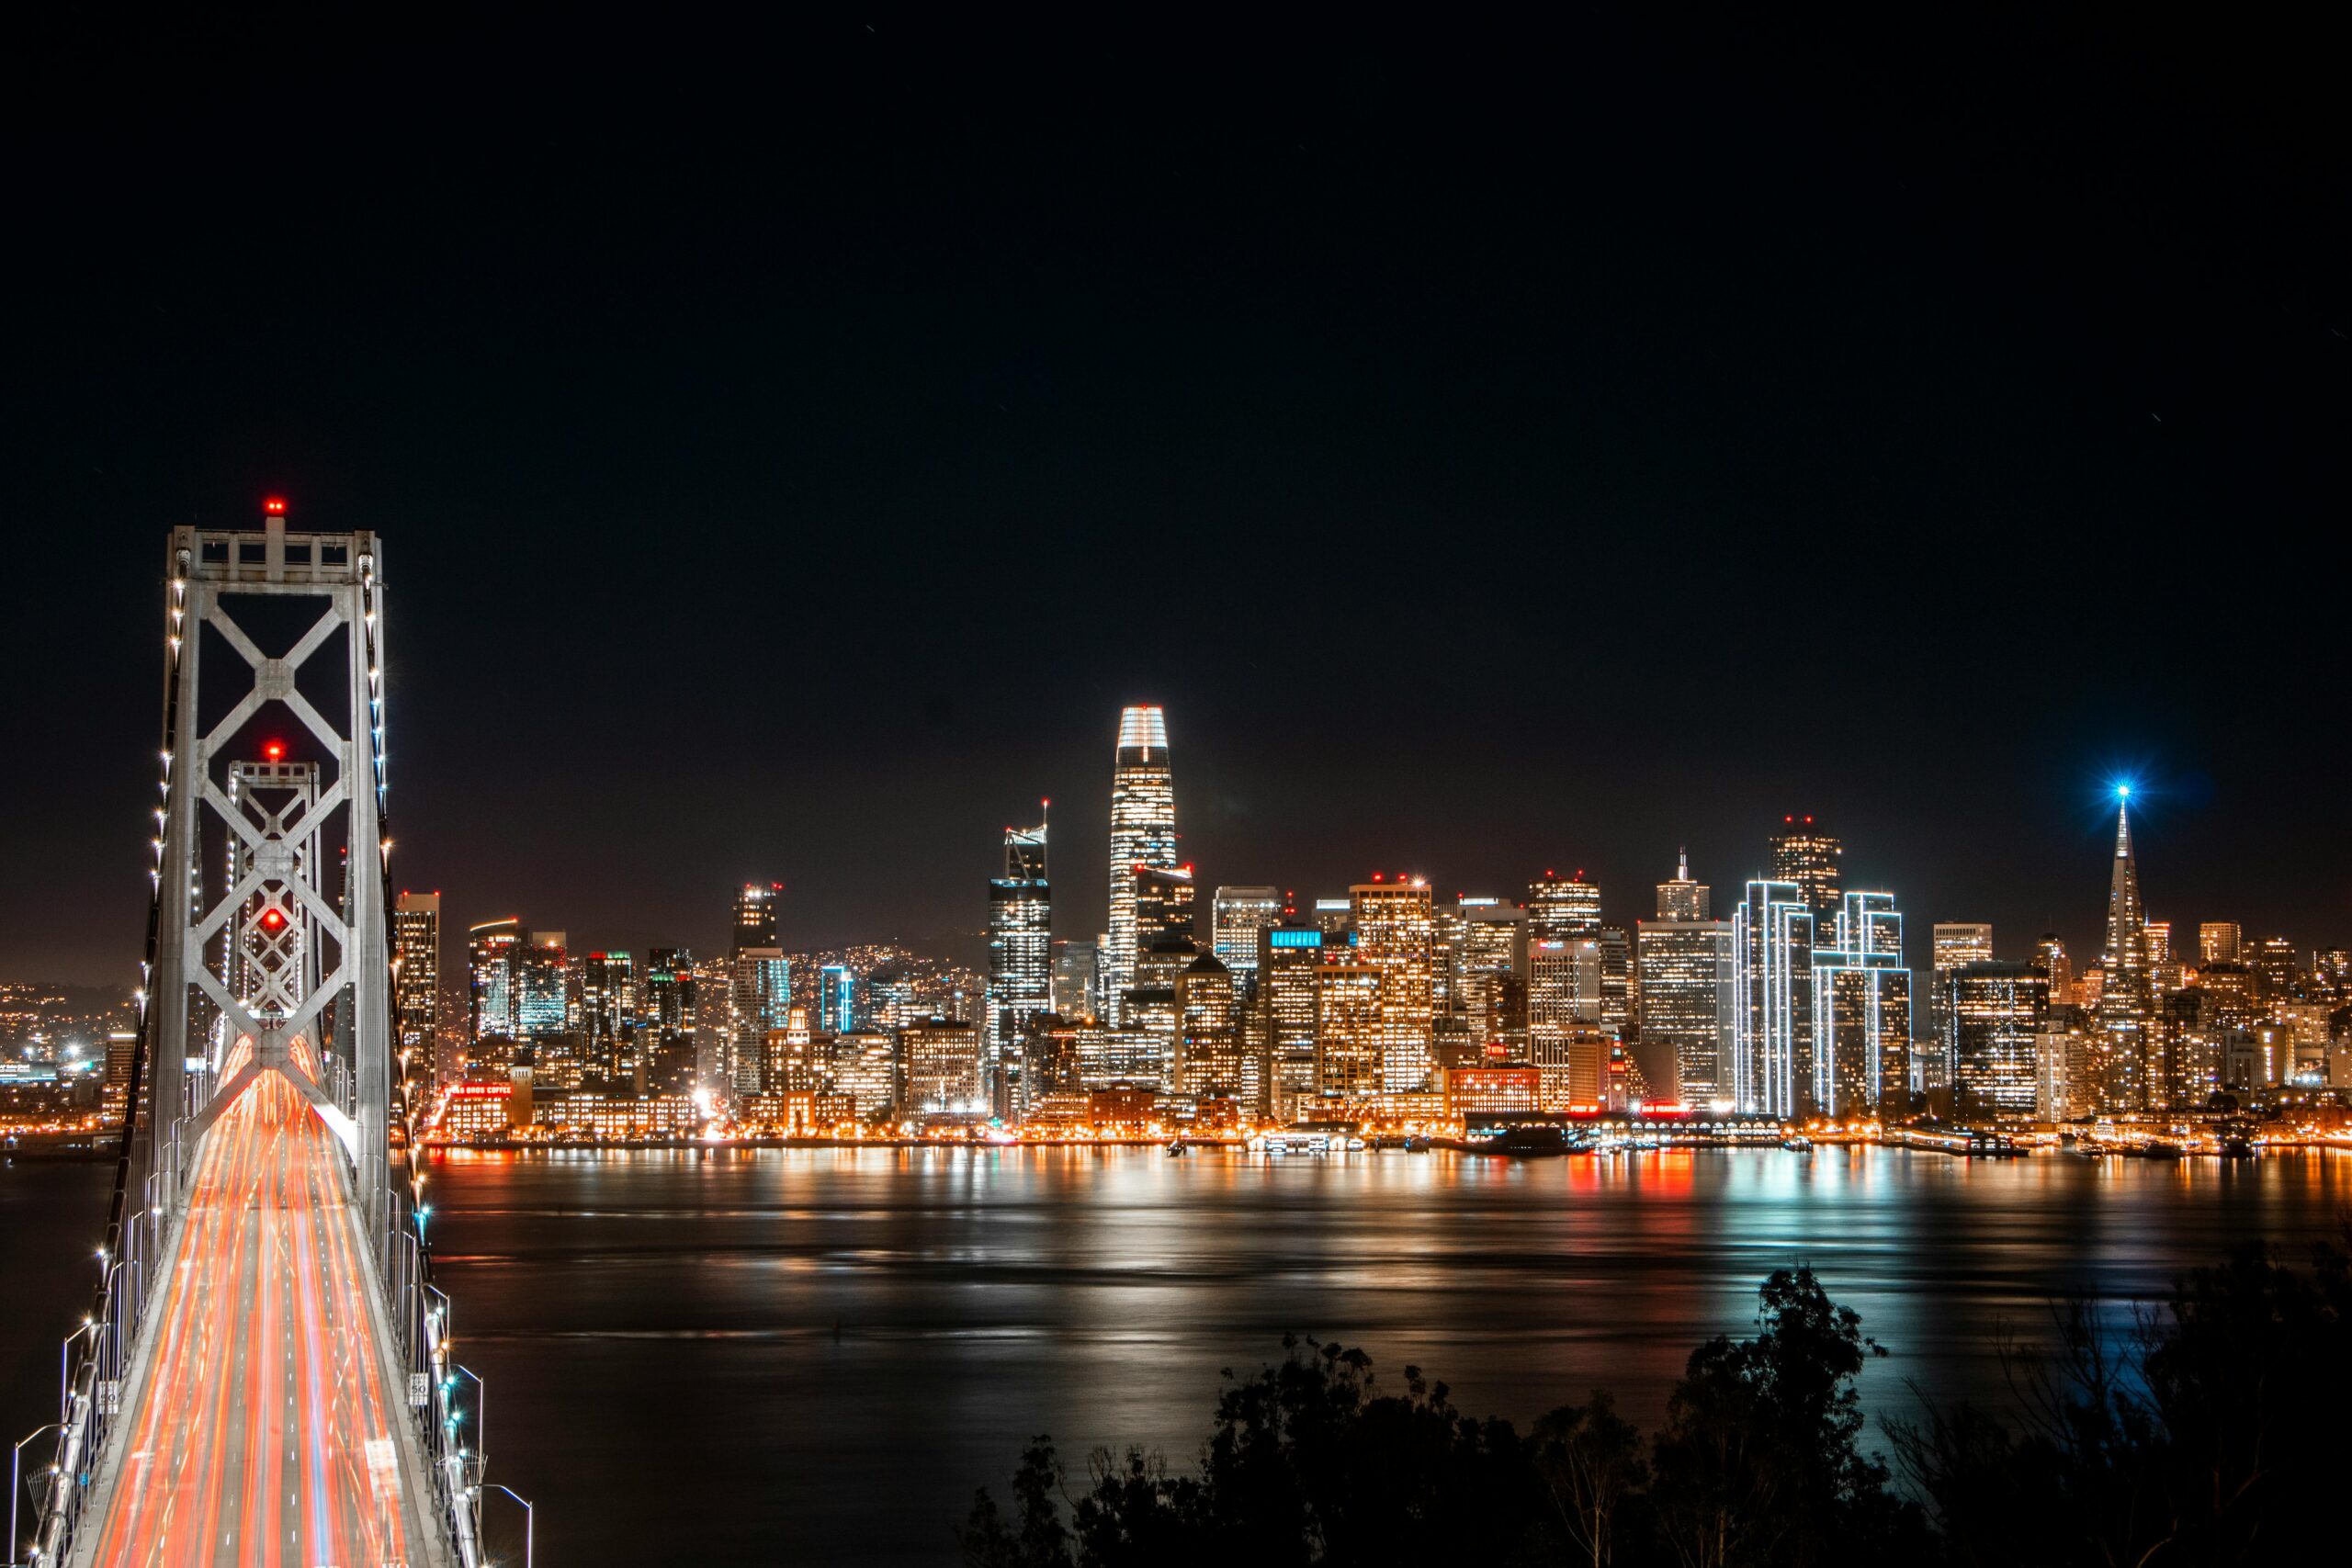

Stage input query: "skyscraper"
[
  {"left": 1928, "top": 922, "right": 1994, "bottom": 1090},
  {"left": 578, "top": 950, "right": 637, "bottom": 1081},
  {"left": 1655, "top": 849, "right": 1709, "bottom": 920},
  {"left": 1733, "top": 880, "right": 1814, "bottom": 1118},
  {"left": 466, "top": 916, "right": 526, "bottom": 1058},
  {"left": 641, "top": 947, "right": 699, "bottom": 1093},
  {"left": 1351, "top": 879, "right": 1436, "bottom": 1092},
  {"left": 392, "top": 891, "right": 440, "bottom": 1085},
  {"left": 2198, "top": 921, "right": 2244, "bottom": 966},
  {"left": 1258, "top": 925, "right": 1323, "bottom": 1121},
  {"left": 1525, "top": 871, "right": 1602, "bottom": 943},
  {"left": 1948, "top": 960, "right": 2050, "bottom": 1121},
  {"left": 986, "top": 812, "right": 1053, "bottom": 1109},
  {"left": 816, "top": 964, "right": 857, "bottom": 1034},
  {"left": 1528, "top": 940, "right": 1606, "bottom": 1107},
  {"left": 2092, "top": 792, "right": 2154, "bottom": 1111},
  {"left": 1811, "top": 891, "right": 1910, "bottom": 1116},
  {"left": 1104, "top": 705, "right": 1176, "bottom": 1023},
  {"left": 729, "top": 883, "right": 789, "bottom": 1096},
  {"left": 1769, "top": 817, "right": 1843, "bottom": 931},
  {"left": 1174, "top": 953, "right": 1245, "bottom": 1101},
  {"left": 1210, "top": 886, "right": 1283, "bottom": 995}
]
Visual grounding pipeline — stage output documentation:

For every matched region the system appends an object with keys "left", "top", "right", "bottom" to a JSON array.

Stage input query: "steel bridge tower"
[{"left": 143, "top": 498, "right": 394, "bottom": 1207}]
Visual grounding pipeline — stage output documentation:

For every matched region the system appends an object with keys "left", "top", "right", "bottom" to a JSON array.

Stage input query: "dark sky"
[{"left": 3, "top": 6, "right": 2344, "bottom": 984}]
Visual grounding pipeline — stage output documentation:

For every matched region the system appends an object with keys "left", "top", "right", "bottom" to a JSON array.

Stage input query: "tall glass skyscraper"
[
  {"left": 987, "top": 813, "right": 1053, "bottom": 1111},
  {"left": 392, "top": 891, "right": 440, "bottom": 1083},
  {"left": 1733, "top": 880, "right": 1814, "bottom": 1117},
  {"left": 816, "top": 964, "right": 857, "bottom": 1034},
  {"left": 1104, "top": 705, "right": 1176, "bottom": 1024}
]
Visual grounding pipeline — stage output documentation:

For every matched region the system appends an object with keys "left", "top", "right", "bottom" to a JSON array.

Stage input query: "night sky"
[{"left": 3, "top": 7, "right": 2343, "bottom": 984}]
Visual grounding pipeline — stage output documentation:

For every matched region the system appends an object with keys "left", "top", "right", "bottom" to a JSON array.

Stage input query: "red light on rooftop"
[{"left": 264, "top": 497, "right": 287, "bottom": 515}]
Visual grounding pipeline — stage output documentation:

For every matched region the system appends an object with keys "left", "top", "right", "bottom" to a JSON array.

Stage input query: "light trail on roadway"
[{"left": 83, "top": 1064, "right": 414, "bottom": 1567}]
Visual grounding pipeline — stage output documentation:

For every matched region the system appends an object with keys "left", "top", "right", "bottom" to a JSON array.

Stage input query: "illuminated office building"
[
  {"left": 1528, "top": 940, "right": 1605, "bottom": 1107},
  {"left": 1351, "top": 879, "right": 1436, "bottom": 1091},
  {"left": 987, "top": 813, "right": 1053, "bottom": 1103},
  {"left": 2091, "top": 794, "right": 2154, "bottom": 1111},
  {"left": 1526, "top": 872, "right": 1602, "bottom": 942},
  {"left": 392, "top": 891, "right": 440, "bottom": 1084},
  {"left": 467, "top": 917, "right": 526, "bottom": 1053},
  {"left": 830, "top": 1032, "right": 898, "bottom": 1117},
  {"left": 2033, "top": 931, "right": 2072, "bottom": 1007},
  {"left": 816, "top": 964, "right": 856, "bottom": 1034},
  {"left": 1450, "top": 896, "right": 1524, "bottom": 976},
  {"left": 1655, "top": 849, "right": 1709, "bottom": 920},
  {"left": 1313, "top": 964, "right": 1384, "bottom": 1100},
  {"left": 578, "top": 950, "right": 637, "bottom": 1081},
  {"left": 1258, "top": 926, "right": 1324, "bottom": 1120},
  {"left": 1133, "top": 863, "right": 1196, "bottom": 946},
  {"left": 1769, "top": 817, "right": 1843, "bottom": 930},
  {"left": 514, "top": 933, "right": 569, "bottom": 1041},
  {"left": 2248, "top": 936, "right": 2300, "bottom": 998},
  {"left": 1211, "top": 886, "right": 1283, "bottom": 996},
  {"left": 1637, "top": 854, "right": 1734, "bottom": 1106},
  {"left": 1175, "top": 953, "right": 1247, "bottom": 1102},
  {"left": 641, "top": 948, "right": 699, "bottom": 1094},
  {"left": 1947, "top": 960, "right": 2049, "bottom": 1121},
  {"left": 901, "top": 1019, "right": 983, "bottom": 1114},
  {"left": 1313, "top": 898, "right": 1354, "bottom": 942},
  {"left": 1594, "top": 925, "right": 1633, "bottom": 1039},
  {"left": 763, "top": 1007, "right": 823, "bottom": 1094},
  {"left": 2198, "top": 921, "right": 2244, "bottom": 966},
  {"left": 1051, "top": 940, "right": 1099, "bottom": 1021},
  {"left": 1104, "top": 705, "right": 1177, "bottom": 1023},
  {"left": 1810, "top": 892, "right": 1910, "bottom": 1116},
  {"left": 729, "top": 882, "right": 790, "bottom": 1097},
  {"left": 1928, "top": 922, "right": 1993, "bottom": 1090},
  {"left": 1733, "top": 881, "right": 1814, "bottom": 1118}
]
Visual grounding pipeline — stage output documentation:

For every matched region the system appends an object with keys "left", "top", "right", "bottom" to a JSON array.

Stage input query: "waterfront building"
[
  {"left": 392, "top": 891, "right": 440, "bottom": 1086},
  {"left": 1947, "top": 960, "right": 2049, "bottom": 1121},
  {"left": 1444, "top": 1065, "right": 1544, "bottom": 1119},
  {"left": 1313, "top": 964, "right": 1384, "bottom": 1100},
  {"left": 1525, "top": 871, "right": 1602, "bottom": 943},
  {"left": 1104, "top": 705, "right": 1177, "bottom": 1022},
  {"left": 577, "top": 950, "right": 637, "bottom": 1082},
  {"left": 1810, "top": 891, "right": 1910, "bottom": 1116},
  {"left": 1527, "top": 939, "right": 1605, "bottom": 1108},
  {"left": 900, "top": 1018, "right": 983, "bottom": 1114},
  {"left": 2035, "top": 1004, "right": 2094, "bottom": 1120},
  {"left": 1732, "top": 880, "right": 1814, "bottom": 1118},
  {"left": 467, "top": 916, "right": 526, "bottom": 1055},
  {"left": 2155, "top": 987, "right": 2224, "bottom": 1108},
  {"left": 2091, "top": 794, "right": 2154, "bottom": 1111},
  {"left": 987, "top": 813, "right": 1053, "bottom": 1109},
  {"left": 1531, "top": 1019, "right": 1607, "bottom": 1110},
  {"left": 729, "top": 883, "right": 790, "bottom": 1098},
  {"left": 640, "top": 948, "right": 698, "bottom": 1093},
  {"left": 1637, "top": 864, "right": 1735, "bottom": 1109},
  {"left": 1174, "top": 953, "right": 1247, "bottom": 1101},
  {"left": 1928, "top": 922, "right": 1994, "bottom": 1079},
  {"left": 763, "top": 1008, "right": 824, "bottom": 1095},
  {"left": 1769, "top": 817, "right": 1843, "bottom": 930},
  {"left": 828, "top": 1032, "right": 897, "bottom": 1116},
  {"left": 1210, "top": 886, "right": 1283, "bottom": 997},
  {"left": 1351, "top": 879, "right": 1436, "bottom": 1092},
  {"left": 1258, "top": 925, "right": 1323, "bottom": 1121}
]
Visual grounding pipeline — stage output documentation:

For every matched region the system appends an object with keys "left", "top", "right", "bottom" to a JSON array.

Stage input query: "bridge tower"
[{"left": 143, "top": 497, "right": 393, "bottom": 1208}]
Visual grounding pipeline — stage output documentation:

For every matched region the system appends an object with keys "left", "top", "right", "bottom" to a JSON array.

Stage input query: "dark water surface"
[
  {"left": 413, "top": 1145, "right": 2349, "bottom": 1566},
  {"left": 7, "top": 1146, "right": 2350, "bottom": 1563}
]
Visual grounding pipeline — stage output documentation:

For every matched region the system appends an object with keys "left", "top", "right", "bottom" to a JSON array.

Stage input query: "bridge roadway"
[{"left": 74, "top": 1064, "right": 448, "bottom": 1567}]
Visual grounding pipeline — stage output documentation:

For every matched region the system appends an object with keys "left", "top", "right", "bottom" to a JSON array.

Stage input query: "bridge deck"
[{"left": 77, "top": 1068, "right": 439, "bottom": 1567}]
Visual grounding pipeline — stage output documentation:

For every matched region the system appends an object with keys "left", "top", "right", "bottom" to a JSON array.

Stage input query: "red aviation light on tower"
[
  {"left": 263, "top": 497, "right": 287, "bottom": 515},
  {"left": 260, "top": 908, "right": 285, "bottom": 931},
  {"left": 263, "top": 740, "right": 285, "bottom": 762}
]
